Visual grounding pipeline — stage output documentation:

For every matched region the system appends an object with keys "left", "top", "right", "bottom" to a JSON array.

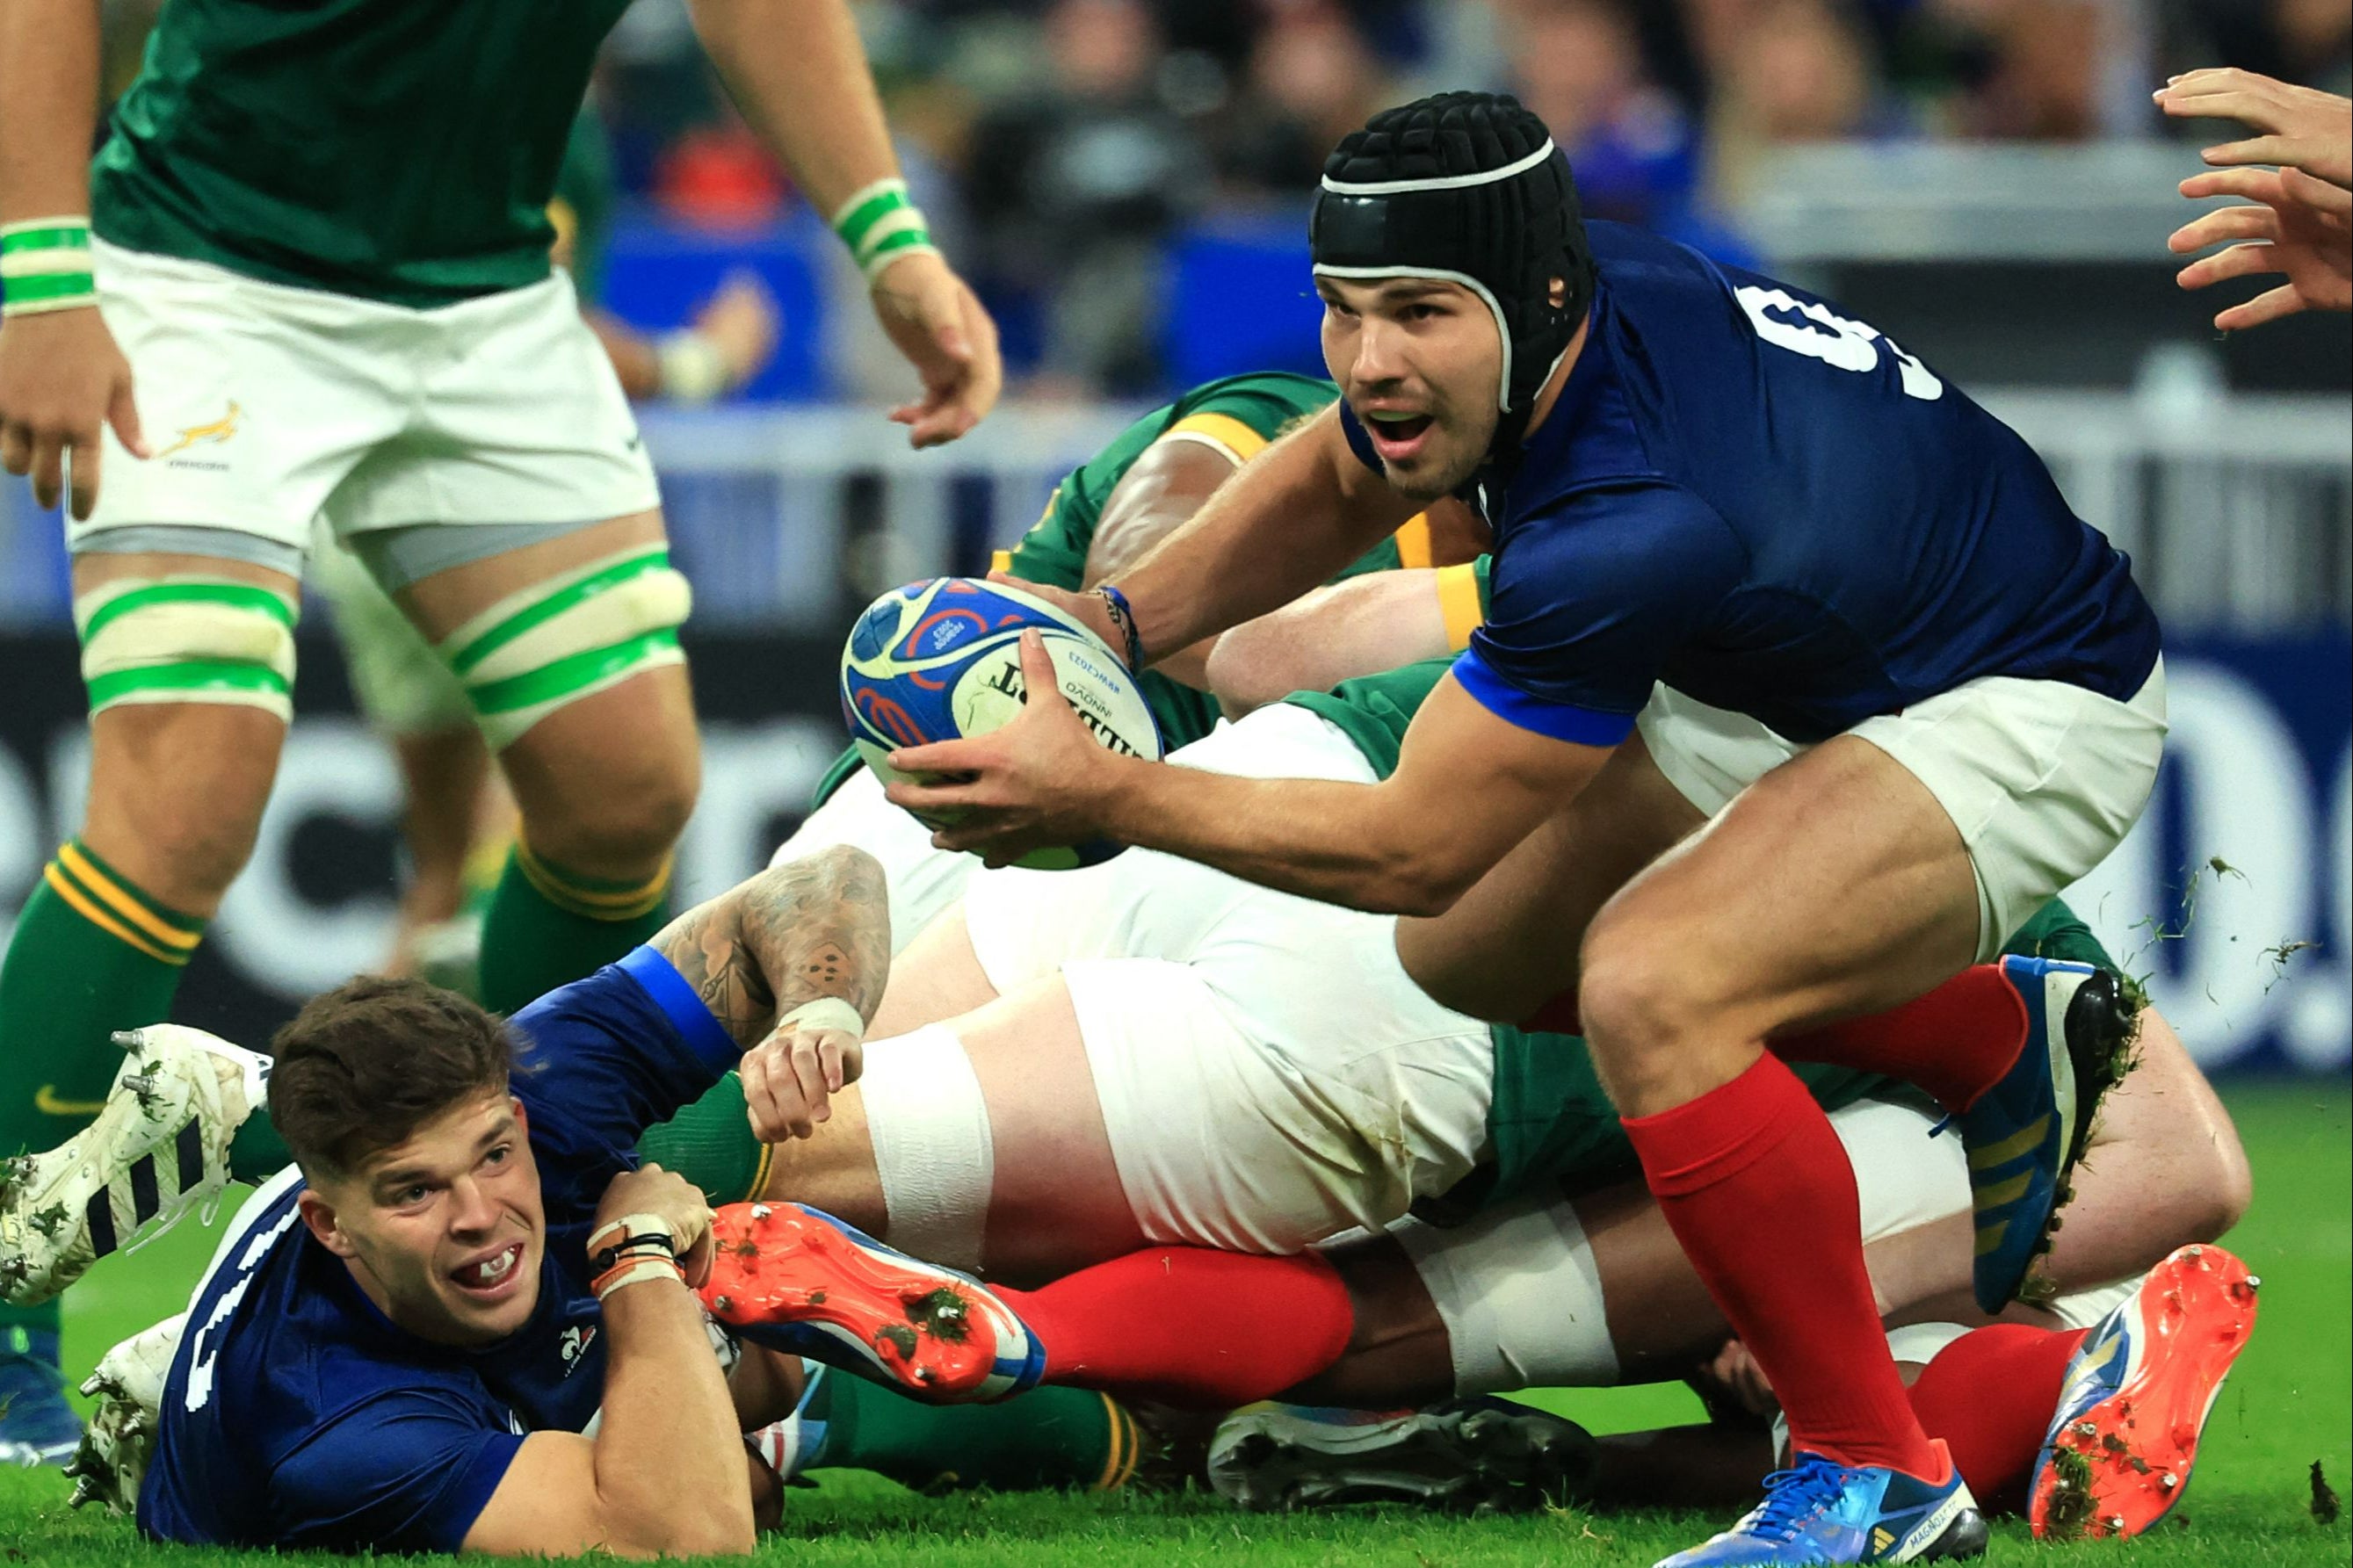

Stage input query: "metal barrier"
[{"left": 4, "top": 391, "right": 2346, "bottom": 632}]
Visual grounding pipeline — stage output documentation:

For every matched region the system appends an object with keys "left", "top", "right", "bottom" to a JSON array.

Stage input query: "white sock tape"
[{"left": 858, "top": 1023, "right": 994, "bottom": 1271}]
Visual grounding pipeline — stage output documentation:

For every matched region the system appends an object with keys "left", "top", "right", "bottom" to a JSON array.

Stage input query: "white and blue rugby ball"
[{"left": 838, "top": 576, "right": 1162, "bottom": 869}]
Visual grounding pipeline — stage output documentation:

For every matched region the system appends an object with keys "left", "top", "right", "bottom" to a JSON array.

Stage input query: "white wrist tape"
[
  {"left": 779, "top": 996, "right": 865, "bottom": 1040},
  {"left": 588, "top": 1211, "right": 678, "bottom": 1258},
  {"left": 655, "top": 329, "right": 730, "bottom": 405},
  {"left": 859, "top": 1023, "right": 993, "bottom": 1271}
]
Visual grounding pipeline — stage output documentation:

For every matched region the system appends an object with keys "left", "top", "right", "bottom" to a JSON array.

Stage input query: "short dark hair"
[{"left": 267, "top": 977, "right": 516, "bottom": 1178}]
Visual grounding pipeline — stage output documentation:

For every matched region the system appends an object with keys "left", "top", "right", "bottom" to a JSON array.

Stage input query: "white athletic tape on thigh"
[
  {"left": 435, "top": 545, "right": 692, "bottom": 749},
  {"left": 1393, "top": 1193, "right": 1619, "bottom": 1394},
  {"left": 858, "top": 1023, "right": 994, "bottom": 1273},
  {"left": 74, "top": 577, "right": 300, "bottom": 720}
]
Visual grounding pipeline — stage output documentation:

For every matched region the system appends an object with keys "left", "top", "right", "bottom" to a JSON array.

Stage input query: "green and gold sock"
[
  {"left": 634, "top": 1073, "right": 771, "bottom": 1205},
  {"left": 476, "top": 841, "right": 670, "bottom": 1015},
  {"left": 807, "top": 1369, "right": 1142, "bottom": 1492},
  {"left": 0, "top": 841, "right": 203, "bottom": 1160}
]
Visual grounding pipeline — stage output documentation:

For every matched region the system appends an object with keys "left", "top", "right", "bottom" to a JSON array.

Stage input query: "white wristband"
[
  {"left": 778, "top": 996, "right": 865, "bottom": 1040},
  {"left": 655, "top": 329, "right": 730, "bottom": 406}
]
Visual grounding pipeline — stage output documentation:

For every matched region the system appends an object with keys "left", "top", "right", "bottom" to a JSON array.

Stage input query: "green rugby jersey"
[
  {"left": 1285, "top": 659, "right": 2123, "bottom": 1219},
  {"left": 92, "top": 0, "right": 632, "bottom": 306},
  {"left": 813, "top": 371, "right": 1448, "bottom": 807}
]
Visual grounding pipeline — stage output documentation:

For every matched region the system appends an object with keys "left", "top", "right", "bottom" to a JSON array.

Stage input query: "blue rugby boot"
[
  {"left": 0, "top": 1326, "right": 83, "bottom": 1467},
  {"left": 1960, "top": 957, "right": 2136, "bottom": 1314},
  {"left": 1656, "top": 1443, "right": 1987, "bottom": 1566}
]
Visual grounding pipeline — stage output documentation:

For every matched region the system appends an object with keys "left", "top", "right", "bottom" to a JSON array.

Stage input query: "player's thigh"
[
  {"left": 1291, "top": 1233, "right": 1456, "bottom": 1408},
  {"left": 946, "top": 975, "right": 1141, "bottom": 1280},
  {"left": 392, "top": 509, "right": 700, "bottom": 867},
  {"left": 1396, "top": 730, "right": 1705, "bottom": 1022},
  {"left": 1582, "top": 734, "right": 1982, "bottom": 1101},
  {"left": 70, "top": 550, "right": 302, "bottom": 907},
  {"left": 869, "top": 905, "right": 998, "bottom": 1038}
]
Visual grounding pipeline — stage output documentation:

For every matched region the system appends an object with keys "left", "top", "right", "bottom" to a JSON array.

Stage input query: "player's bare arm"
[
  {"left": 891, "top": 639, "right": 1606, "bottom": 914},
  {"left": 654, "top": 845, "right": 892, "bottom": 1139},
  {"left": 1063, "top": 435, "right": 1249, "bottom": 688},
  {"left": 1205, "top": 567, "right": 1457, "bottom": 715},
  {"left": 1012, "top": 405, "right": 1421, "bottom": 661},
  {"left": 460, "top": 1163, "right": 754, "bottom": 1559},
  {"left": 0, "top": 0, "right": 147, "bottom": 518},
  {"left": 686, "top": 0, "right": 1002, "bottom": 446}
]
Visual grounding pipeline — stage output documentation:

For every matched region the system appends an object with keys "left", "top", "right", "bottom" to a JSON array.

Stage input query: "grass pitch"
[{"left": 4, "top": 1082, "right": 2345, "bottom": 1565}]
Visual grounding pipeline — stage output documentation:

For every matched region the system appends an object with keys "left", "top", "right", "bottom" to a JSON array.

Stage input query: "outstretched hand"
[
  {"left": 882, "top": 630, "right": 1133, "bottom": 862},
  {"left": 2168, "top": 166, "right": 2352, "bottom": 329},
  {"left": 2156, "top": 69, "right": 2352, "bottom": 190},
  {"left": 869, "top": 249, "right": 1003, "bottom": 448}
]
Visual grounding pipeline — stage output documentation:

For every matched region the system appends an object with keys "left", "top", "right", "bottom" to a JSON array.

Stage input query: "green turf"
[{"left": 4, "top": 1083, "right": 2345, "bottom": 1564}]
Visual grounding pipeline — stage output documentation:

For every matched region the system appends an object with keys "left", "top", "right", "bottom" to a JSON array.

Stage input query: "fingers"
[
  {"left": 29, "top": 430, "right": 64, "bottom": 512},
  {"left": 887, "top": 733, "right": 991, "bottom": 776},
  {"left": 2176, "top": 240, "right": 2285, "bottom": 292},
  {"left": 0, "top": 421, "right": 29, "bottom": 481},
  {"left": 1017, "top": 625, "right": 1058, "bottom": 691},
  {"left": 2281, "top": 166, "right": 2353, "bottom": 220},
  {"left": 107, "top": 375, "right": 148, "bottom": 460},
  {"left": 67, "top": 429, "right": 100, "bottom": 522},
  {"left": 2201, "top": 134, "right": 2303, "bottom": 170},
  {"left": 2212, "top": 282, "right": 2312, "bottom": 332},
  {"left": 2179, "top": 168, "right": 2285, "bottom": 205},
  {"left": 891, "top": 280, "right": 1000, "bottom": 450},
  {"left": 2168, "top": 203, "right": 2283, "bottom": 255}
]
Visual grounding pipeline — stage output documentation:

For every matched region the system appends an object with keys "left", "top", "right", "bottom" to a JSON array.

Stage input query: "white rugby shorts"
[
  {"left": 72, "top": 242, "right": 659, "bottom": 554},
  {"left": 1635, "top": 664, "right": 2168, "bottom": 960},
  {"left": 961, "top": 704, "right": 1495, "bottom": 1254}
]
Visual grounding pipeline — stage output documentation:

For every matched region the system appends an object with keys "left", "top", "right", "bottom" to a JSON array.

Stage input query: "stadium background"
[{"left": 0, "top": 2, "right": 2347, "bottom": 1558}]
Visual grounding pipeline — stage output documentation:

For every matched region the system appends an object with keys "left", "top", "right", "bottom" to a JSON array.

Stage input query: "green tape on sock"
[
  {"left": 635, "top": 1073, "right": 768, "bottom": 1204},
  {"left": 816, "top": 1374, "right": 1129, "bottom": 1491}
]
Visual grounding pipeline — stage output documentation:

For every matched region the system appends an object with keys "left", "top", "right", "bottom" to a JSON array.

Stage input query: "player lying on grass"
[
  {"left": 791, "top": 365, "right": 1486, "bottom": 949},
  {"left": 0, "top": 846, "right": 1079, "bottom": 1556}
]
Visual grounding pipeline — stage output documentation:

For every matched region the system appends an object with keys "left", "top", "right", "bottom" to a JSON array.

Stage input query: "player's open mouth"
[
  {"left": 1363, "top": 408, "right": 1435, "bottom": 461},
  {"left": 451, "top": 1241, "right": 526, "bottom": 1299}
]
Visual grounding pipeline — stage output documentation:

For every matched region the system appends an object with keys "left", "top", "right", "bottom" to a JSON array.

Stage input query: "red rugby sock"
[
  {"left": 1907, "top": 1323, "right": 2086, "bottom": 1514},
  {"left": 1624, "top": 1055, "right": 1940, "bottom": 1477},
  {"left": 996, "top": 1247, "right": 1353, "bottom": 1409},
  {"left": 1771, "top": 964, "right": 2028, "bottom": 1113}
]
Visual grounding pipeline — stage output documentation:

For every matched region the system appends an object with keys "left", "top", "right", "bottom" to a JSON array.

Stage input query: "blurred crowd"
[{"left": 100, "top": 0, "right": 2353, "bottom": 394}]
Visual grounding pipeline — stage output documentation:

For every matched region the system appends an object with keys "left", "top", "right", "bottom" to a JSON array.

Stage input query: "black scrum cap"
[{"left": 1310, "top": 91, "right": 1596, "bottom": 453}]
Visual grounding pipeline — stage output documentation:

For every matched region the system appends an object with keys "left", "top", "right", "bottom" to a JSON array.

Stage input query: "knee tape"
[
  {"left": 437, "top": 546, "right": 692, "bottom": 749},
  {"left": 1393, "top": 1192, "right": 1620, "bottom": 1395},
  {"left": 858, "top": 1023, "right": 995, "bottom": 1271},
  {"left": 74, "top": 578, "right": 299, "bottom": 722}
]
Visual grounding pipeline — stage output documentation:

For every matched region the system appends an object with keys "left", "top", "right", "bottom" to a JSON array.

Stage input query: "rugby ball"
[{"left": 838, "top": 577, "right": 1162, "bottom": 869}]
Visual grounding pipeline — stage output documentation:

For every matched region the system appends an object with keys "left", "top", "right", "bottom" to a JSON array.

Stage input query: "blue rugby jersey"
[
  {"left": 1338, "top": 221, "right": 2161, "bottom": 747},
  {"left": 138, "top": 949, "right": 739, "bottom": 1552}
]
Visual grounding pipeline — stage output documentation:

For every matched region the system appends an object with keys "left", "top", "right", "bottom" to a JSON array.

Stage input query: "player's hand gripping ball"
[{"left": 840, "top": 576, "right": 1162, "bottom": 868}]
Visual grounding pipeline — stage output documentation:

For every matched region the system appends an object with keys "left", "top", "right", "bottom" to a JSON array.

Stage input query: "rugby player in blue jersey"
[
  {"left": 882, "top": 92, "right": 2168, "bottom": 1565},
  {"left": 47, "top": 846, "right": 1035, "bottom": 1557}
]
